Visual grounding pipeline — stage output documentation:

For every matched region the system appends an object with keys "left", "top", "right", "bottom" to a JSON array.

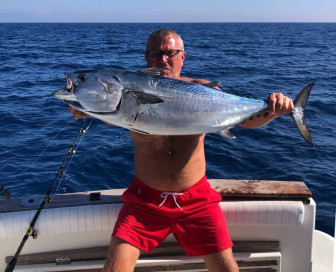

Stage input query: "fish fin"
[
  {"left": 202, "top": 81, "right": 221, "bottom": 89},
  {"left": 290, "top": 83, "right": 314, "bottom": 146},
  {"left": 128, "top": 91, "right": 164, "bottom": 105},
  {"left": 137, "top": 67, "right": 162, "bottom": 76},
  {"left": 218, "top": 129, "right": 236, "bottom": 139}
]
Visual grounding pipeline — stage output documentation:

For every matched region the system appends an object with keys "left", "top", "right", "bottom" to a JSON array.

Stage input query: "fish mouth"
[
  {"left": 52, "top": 73, "right": 78, "bottom": 101},
  {"left": 64, "top": 73, "right": 75, "bottom": 92}
]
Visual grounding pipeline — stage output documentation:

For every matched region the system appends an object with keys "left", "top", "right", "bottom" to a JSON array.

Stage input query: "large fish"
[{"left": 53, "top": 68, "right": 313, "bottom": 146}]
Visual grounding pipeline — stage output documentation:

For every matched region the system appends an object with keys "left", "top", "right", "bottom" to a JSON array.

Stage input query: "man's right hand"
[
  {"left": 69, "top": 107, "right": 114, "bottom": 125},
  {"left": 68, "top": 107, "right": 89, "bottom": 120}
]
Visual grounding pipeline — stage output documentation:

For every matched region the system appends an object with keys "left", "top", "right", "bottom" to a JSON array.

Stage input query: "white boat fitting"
[{"left": 0, "top": 179, "right": 334, "bottom": 272}]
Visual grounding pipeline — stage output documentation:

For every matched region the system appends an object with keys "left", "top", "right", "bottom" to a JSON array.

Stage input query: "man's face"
[{"left": 145, "top": 35, "right": 186, "bottom": 79}]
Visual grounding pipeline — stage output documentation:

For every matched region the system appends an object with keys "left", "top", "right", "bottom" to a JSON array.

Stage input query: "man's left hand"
[
  {"left": 267, "top": 92, "right": 294, "bottom": 117},
  {"left": 239, "top": 92, "right": 294, "bottom": 128}
]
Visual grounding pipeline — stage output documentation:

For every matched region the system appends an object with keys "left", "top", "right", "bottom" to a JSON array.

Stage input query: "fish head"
[{"left": 53, "top": 71, "right": 123, "bottom": 113}]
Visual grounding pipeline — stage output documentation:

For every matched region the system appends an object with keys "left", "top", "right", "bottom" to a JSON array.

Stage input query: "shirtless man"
[{"left": 70, "top": 29, "right": 294, "bottom": 272}]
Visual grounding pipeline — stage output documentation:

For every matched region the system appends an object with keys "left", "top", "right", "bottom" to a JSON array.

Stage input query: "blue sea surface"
[{"left": 0, "top": 23, "right": 335, "bottom": 236}]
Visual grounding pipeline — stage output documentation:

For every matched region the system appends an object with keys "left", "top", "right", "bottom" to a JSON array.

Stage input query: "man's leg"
[
  {"left": 103, "top": 236, "right": 141, "bottom": 272},
  {"left": 203, "top": 248, "right": 239, "bottom": 272}
]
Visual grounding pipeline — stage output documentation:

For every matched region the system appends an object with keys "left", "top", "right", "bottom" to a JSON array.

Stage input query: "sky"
[{"left": 0, "top": 0, "right": 335, "bottom": 23}]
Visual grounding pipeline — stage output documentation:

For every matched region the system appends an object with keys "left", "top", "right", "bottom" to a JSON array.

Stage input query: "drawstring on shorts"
[{"left": 159, "top": 192, "right": 184, "bottom": 210}]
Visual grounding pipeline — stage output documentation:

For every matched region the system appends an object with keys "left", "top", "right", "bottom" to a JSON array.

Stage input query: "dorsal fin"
[{"left": 202, "top": 81, "right": 221, "bottom": 89}]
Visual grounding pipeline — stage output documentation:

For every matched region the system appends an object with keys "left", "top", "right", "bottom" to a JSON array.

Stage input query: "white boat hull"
[{"left": 0, "top": 179, "right": 334, "bottom": 272}]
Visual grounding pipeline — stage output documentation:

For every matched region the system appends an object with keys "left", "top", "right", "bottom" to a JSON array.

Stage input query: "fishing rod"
[{"left": 5, "top": 119, "right": 89, "bottom": 272}]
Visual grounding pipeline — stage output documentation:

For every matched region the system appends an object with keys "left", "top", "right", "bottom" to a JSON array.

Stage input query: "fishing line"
[
  {"left": 0, "top": 119, "right": 73, "bottom": 173},
  {"left": 4, "top": 118, "right": 91, "bottom": 272},
  {"left": 1, "top": 119, "right": 74, "bottom": 184},
  {"left": 51, "top": 118, "right": 94, "bottom": 197}
]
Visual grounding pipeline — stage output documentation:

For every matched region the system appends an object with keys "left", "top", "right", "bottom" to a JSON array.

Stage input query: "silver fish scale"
[
  {"left": 153, "top": 79, "right": 242, "bottom": 114},
  {"left": 133, "top": 87, "right": 265, "bottom": 134},
  {"left": 119, "top": 75, "right": 268, "bottom": 134}
]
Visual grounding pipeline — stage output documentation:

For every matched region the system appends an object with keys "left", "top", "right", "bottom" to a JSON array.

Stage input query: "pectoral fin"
[{"left": 128, "top": 91, "right": 164, "bottom": 105}]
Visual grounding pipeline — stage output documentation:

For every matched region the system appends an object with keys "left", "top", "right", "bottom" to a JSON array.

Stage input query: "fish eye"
[{"left": 77, "top": 74, "right": 87, "bottom": 82}]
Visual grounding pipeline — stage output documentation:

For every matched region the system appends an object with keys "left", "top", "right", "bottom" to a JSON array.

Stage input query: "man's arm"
[
  {"left": 188, "top": 79, "right": 295, "bottom": 129},
  {"left": 239, "top": 92, "right": 294, "bottom": 128}
]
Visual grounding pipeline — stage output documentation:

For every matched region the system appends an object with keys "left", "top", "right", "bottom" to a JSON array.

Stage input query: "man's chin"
[{"left": 160, "top": 69, "right": 171, "bottom": 77}]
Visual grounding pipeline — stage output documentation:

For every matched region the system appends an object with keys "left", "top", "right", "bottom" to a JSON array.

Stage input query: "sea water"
[{"left": 0, "top": 23, "right": 335, "bottom": 235}]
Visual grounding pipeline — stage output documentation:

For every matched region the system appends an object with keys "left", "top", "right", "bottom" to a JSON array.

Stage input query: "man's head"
[{"left": 145, "top": 29, "right": 186, "bottom": 78}]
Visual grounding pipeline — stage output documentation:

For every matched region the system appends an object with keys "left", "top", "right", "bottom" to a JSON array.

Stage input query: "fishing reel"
[{"left": 31, "top": 229, "right": 38, "bottom": 239}]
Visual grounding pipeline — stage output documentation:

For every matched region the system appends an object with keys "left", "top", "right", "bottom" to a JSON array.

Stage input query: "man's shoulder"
[
  {"left": 179, "top": 76, "right": 210, "bottom": 85},
  {"left": 179, "top": 77, "right": 221, "bottom": 90}
]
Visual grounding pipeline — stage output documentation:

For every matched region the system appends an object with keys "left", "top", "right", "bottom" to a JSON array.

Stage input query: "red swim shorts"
[{"left": 112, "top": 176, "right": 233, "bottom": 256}]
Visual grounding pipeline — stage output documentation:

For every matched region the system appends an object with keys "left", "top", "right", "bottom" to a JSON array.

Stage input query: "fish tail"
[{"left": 290, "top": 83, "right": 314, "bottom": 146}]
